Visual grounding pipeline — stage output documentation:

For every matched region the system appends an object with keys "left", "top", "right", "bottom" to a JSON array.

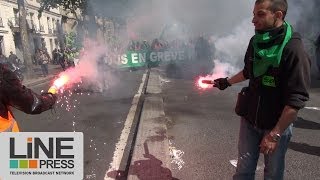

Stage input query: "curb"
[
  {"left": 24, "top": 75, "right": 57, "bottom": 87},
  {"left": 127, "top": 69, "right": 171, "bottom": 179},
  {"left": 105, "top": 69, "right": 150, "bottom": 180},
  {"left": 23, "top": 66, "right": 62, "bottom": 87}
]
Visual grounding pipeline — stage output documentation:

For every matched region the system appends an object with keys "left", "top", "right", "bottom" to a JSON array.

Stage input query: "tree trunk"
[
  {"left": 57, "top": 19, "right": 65, "bottom": 50},
  {"left": 18, "top": 0, "right": 33, "bottom": 79}
]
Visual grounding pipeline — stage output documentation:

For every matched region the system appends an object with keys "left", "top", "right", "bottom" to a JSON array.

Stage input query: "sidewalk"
[
  {"left": 132, "top": 68, "right": 320, "bottom": 180},
  {"left": 127, "top": 69, "right": 172, "bottom": 180},
  {"left": 23, "top": 64, "right": 63, "bottom": 87}
]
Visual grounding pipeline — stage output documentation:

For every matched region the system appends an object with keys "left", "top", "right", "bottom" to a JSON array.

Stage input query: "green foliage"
[
  {"left": 38, "top": 0, "right": 87, "bottom": 17},
  {"left": 65, "top": 32, "right": 82, "bottom": 49}
]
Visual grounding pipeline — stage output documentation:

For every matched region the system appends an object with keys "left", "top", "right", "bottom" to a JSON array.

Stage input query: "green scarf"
[{"left": 253, "top": 21, "right": 292, "bottom": 78}]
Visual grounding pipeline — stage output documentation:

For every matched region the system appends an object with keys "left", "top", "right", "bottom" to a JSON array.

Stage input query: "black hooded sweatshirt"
[
  {"left": 0, "top": 64, "right": 56, "bottom": 120},
  {"left": 242, "top": 31, "right": 310, "bottom": 130}
]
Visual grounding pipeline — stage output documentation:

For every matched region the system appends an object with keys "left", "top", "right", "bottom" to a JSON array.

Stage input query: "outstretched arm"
[
  {"left": 227, "top": 70, "right": 247, "bottom": 85},
  {"left": 1, "top": 66, "right": 56, "bottom": 114}
]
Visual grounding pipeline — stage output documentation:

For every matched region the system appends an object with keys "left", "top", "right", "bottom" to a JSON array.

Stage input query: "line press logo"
[{"left": 0, "top": 132, "right": 83, "bottom": 180}]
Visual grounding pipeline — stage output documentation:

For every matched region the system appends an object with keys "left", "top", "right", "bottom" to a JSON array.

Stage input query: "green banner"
[{"left": 117, "top": 50, "right": 187, "bottom": 68}]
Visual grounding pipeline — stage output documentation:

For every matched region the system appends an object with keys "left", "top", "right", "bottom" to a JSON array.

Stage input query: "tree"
[
  {"left": 39, "top": 0, "right": 128, "bottom": 43},
  {"left": 17, "top": 0, "right": 33, "bottom": 78},
  {"left": 38, "top": 0, "right": 130, "bottom": 20},
  {"left": 39, "top": 0, "right": 94, "bottom": 39},
  {"left": 38, "top": 0, "right": 88, "bottom": 17}
]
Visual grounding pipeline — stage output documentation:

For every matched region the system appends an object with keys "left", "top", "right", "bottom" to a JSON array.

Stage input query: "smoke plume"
[
  {"left": 77, "top": 0, "right": 319, "bottom": 81},
  {"left": 56, "top": 39, "right": 110, "bottom": 92}
]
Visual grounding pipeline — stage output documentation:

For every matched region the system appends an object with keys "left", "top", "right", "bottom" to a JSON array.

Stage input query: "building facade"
[
  {"left": 61, "top": 10, "right": 116, "bottom": 47},
  {"left": 0, "top": 0, "right": 62, "bottom": 60}
]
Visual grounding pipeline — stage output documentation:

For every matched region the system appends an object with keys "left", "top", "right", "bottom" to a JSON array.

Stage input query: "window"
[
  {"left": 52, "top": 18, "right": 55, "bottom": 32},
  {"left": 47, "top": 17, "right": 51, "bottom": 28},
  {"left": 0, "top": 17, "right": 3, "bottom": 27},
  {"left": 13, "top": 9, "right": 19, "bottom": 26},
  {"left": 29, "top": 13, "right": 35, "bottom": 29},
  {"left": 40, "top": 25, "right": 44, "bottom": 32},
  {"left": 49, "top": 39, "right": 53, "bottom": 53},
  {"left": 41, "top": 38, "right": 46, "bottom": 49},
  {"left": 13, "top": 9, "right": 19, "bottom": 18},
  {"left": 0, "top": 36, "right": 4, "bottom": 55},
  {"left": 30, "top": 13, "right": 34, "bottom": 20},
  {"left": 47, "top": 17, "right": 52, "bottom": 33}
]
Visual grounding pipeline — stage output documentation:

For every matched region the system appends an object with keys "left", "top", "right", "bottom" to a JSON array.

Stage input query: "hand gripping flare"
[{"left": 213, "top": 77, "right": 231, "bottom": 90}]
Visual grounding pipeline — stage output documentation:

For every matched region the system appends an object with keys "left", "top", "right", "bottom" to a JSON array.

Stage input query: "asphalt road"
[
  {"left": 13, "top": 69, "right": 146, "bottom": 180},
  {"left": 160, "top": 70, "right": 320, "bottom": 180},
  {"left": 10, "top": 65, "right": 320, "bottom": 180}
]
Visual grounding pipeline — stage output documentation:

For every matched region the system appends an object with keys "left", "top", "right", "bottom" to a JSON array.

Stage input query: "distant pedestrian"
[
  {"left": 39, "top": 50, "right": 49, "bottom": 77},
  {"left": 35, "top": 49, "right": 41, "bottom": 65},
  {"left": 0, "top": 52, "right": 7, "bottom": 64},
  {"left": 52, "top": 48, "right": 59, "bottom": 65},
  {"left": 58, "top": 49, "right": 66, "bottom": 71},
  {"left": 141, "top": 40, "right": 150, "bottom": 50},
  {"left": 151, "top": 39, "right": 163, "bottom": 50},
  {"left": 8, "top": 51, "right": 18, "bottom": 65}
]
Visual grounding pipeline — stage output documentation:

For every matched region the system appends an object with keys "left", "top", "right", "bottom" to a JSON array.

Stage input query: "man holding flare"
[{"left": 206, "top": 0, "right": 310, "bottom": 179}]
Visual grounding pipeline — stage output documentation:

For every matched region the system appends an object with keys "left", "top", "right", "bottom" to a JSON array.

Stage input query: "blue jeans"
[
  {"left": 41, "top": 64, "right": 48, "bottom": 76},
  {"left": 233, "top": 119, "right": 292, "bottom": 180}
]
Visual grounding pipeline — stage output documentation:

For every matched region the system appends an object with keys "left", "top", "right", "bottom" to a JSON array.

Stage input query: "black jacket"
[
  {"left": 242, "top": 32, "right": 310, "bottom": 130},
  {"left": 0, "top": 64, "right": 56, "bottom": 119}
]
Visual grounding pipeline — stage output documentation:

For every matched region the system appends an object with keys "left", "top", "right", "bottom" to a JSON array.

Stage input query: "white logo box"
[{"left": 0, "top": 132, "right": 83, "bottom": 180}]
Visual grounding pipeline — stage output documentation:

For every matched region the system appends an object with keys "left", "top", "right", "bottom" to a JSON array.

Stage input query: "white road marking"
[
  {"left": 169, "top": 140, "right": 185, "bottom": 170},
  {"left": 159, "top": 75, "right": 170, "bottom": 83},
  {"left": 304, "top": 107, "right": 320, "bottom": 111},
  {"left": 230, "top": 159, "right": 264, "bottom": 171},
  {"left": 104, "top": 72, "right": 147, "bottom": 180},
  {"left": 229, "top": 159, "right": 238, "bottom": 167}
]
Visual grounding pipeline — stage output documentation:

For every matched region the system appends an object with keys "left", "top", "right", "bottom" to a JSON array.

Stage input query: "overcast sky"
[
  {"left": 89, "top": 0, "right": 319, "bottom": 39},
  {"left": 87, "top": 0, "right": 319, "bottom": 73}
]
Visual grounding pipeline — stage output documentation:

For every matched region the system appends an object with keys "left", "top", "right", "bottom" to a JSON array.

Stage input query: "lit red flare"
[
  {"left": 197, "top": 77, "right": 214, "bottom": 89},
  {"left": 52, "top": 74, "right": 70, "bottom": 90},
  {"left": 201, "top": 80, "right": 214, "bottom": 84}
]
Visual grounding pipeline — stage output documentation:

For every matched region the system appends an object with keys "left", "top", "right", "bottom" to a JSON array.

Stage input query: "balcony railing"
[{"left": 0, "top": 17, "right": 3, "bottom": 27}]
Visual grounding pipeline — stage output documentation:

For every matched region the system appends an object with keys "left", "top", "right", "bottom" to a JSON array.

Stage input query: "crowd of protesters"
[
  {"left": 51, "top": 47, "right": 79, "bottom": 70},
  {"left": 30, "top": 47, "right": 79, "bottom": 77},
  {"left": 0, "top": 51, "right": 22, "bottom": 65},
  {"left": 123, "top": 36, "right": 215, "bottom": 61},
  {"left": 1, "top": 31, "right": 319, "bottom": 82}
]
